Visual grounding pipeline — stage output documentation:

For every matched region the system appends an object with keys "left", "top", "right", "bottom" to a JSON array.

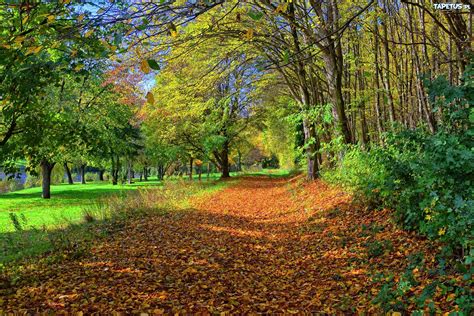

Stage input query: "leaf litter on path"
[{"left": 0, "top": 176, "right": 464, "bottom": 313}]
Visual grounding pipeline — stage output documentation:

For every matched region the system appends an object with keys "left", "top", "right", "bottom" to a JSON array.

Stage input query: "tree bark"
[
  {"left": 237, "top": 150, "right": 242, "bottom": 172},
  {"left": 189, "top": 157, "right": 194, "bottom": 181},
  {"left": 374, "top": 19, "right": 384, "bottom": 142},
  {"left": 157, "top": 165, "right": 165, "bottom": 180},
  {"left": 80, "top": 164, "right": 86, "bottom": 184},
  {"left": 382, "top": 15, "right": 396, "bottom": 126},
  {"left": 41, "top": 160, "right": 55, "bottom": 199},
  {"left": 99, "top": 169, "right": 105, "bottom": 181},
  {"left": 64, "top": 162, "right": 73, "bottom": 185},
  {"left": 221, "top": 142, "right": 230, "bottom": 178},
  {"left": 303, "top": 118, "right": 319, "bottom": 180},
  {"left": 111, "top": 156, "right": 119, "bottom": 185},
  {"left": 127, "top": 160, "right": 133, "bottom": 184}
]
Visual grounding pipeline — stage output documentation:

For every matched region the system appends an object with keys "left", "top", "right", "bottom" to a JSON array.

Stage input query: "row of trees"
[
  {"left": 1, "top": 0, "right": 471, "bottom": 197},
  {"left": 124, "top": 0, "right": 471, "bottom": 180},
  {"left": 0, "top": 2, "right": 144, "bottom": 198}
]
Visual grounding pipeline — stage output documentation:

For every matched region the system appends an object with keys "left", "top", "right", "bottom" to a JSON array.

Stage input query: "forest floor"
[{"left": 0, "top": 175, "right": 462, "bottom": 313}]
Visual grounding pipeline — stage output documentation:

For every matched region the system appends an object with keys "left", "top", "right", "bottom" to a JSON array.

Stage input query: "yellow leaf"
[
  {"left": 47, "top": 15, "right": 55, "bottom": 23},
  {"left": 170, "top": 30, "right": 178, "bottom": 38},
  {"left": 446, "top": 293, "right": 456, "bottom": 302},
  {"left": 140, "top": 60, "right": 151, "bottom": 74},
  {"left": 26, "top": 46, "right": 42, "bottom": 55},
  {"left": 146, "top": 92, "right": 154, "bottom": 105},
  {"left": 14, "top": 36, "right": 25, "bottom": 44},
  {"left": 391, "top": 312, "right": 402, "bottom": 316},
  {"left": 74, "top": 64, "right": 84, "bottom": 71},
  {"left": 77, "top": 14, "right": 85, "bottom": 22},
  {"left": 62, "top": 0, "right": 71, "bottom": 4},
  {"left": 85, "top": 29, "right": 94, "bottom": 38},
  {"left": 244, "top": 28, "right": 254, "bottom": 41},
  {"left": 275, "top": 3, "right": 289, "bottom": 13},
  {"left": 135, "top": 47, "right": 141, "bottom": 57},
  {"left": 183, "top": 267, "right": 197, "bottom": 274},
  {"left": 438, "top": 227, "right": 446, "bottom": 236}
]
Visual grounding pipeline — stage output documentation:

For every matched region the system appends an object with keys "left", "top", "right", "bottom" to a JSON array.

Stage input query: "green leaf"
[
  {"left": 283, "top": 50, "right": 289, "bottom": 64},
  {"left": 248, "top": 10, "right": 263, "bottom": 21},
  {"left": 147, "top": 59, "right": 160, "bottom": 70}
]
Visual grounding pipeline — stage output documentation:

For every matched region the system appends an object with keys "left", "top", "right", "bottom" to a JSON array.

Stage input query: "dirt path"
[{"left": 1, "top": 176, "right": 440, "bottom": 313}]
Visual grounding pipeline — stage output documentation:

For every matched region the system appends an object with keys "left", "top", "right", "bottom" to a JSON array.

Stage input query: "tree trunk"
[
  {"left": 322, "top": 43, "right": 352, "bottom": 144},
  {"left": 237, "top": 150, "right": 242, "bottom": 172},
  {"left": 80, "top": 164, "right": 86, "bottom": 184},
  {"left": 382, "top": 15, "right": 396, "bottom": 126},
  {"left": 374, "top": 20, "right": 384, "bottom": 142},
  {"left": 303, "top": 118, "right": 319, "bottom": 180},
  {"left": 189, "top": 157, "right": 194, "bottom": 180},
  {"left": 198, "top": 165, "right": 202, "bottom": 181},
  {"left": 41, "top": 160, "right": 55, "bottom": 199},
  {"left": 99, "top": 169, "right": 105, "bottom": 181},
  {"left": 143, "top": 166, "right": 148, "bottom": 181},
  {"left": 111, "top": 156, "right": 119, "bottom": 185},
  {"left": 64, "top": 162, "right": 73, "bottom": 185},
  {"left": 207, "top": 162, "right": 211, "bottom": 179},
  {"left": 221, "top": 143, "right": 230, "bottom": 178},
  {"left": 127, "top": 160, "right": 132, "bottom": 184},
  {"left": 157, "top": 165, "right": 165, "bottom": 180}
]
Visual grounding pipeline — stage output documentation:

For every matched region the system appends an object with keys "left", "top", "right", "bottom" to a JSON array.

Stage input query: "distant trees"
[
  {"left": 2, "top": 0, "right": 471, "bottom": 194},
  {"left": 159, "top": 0, "right": 470, "bottom": 179},
  {"left": 143, "top": 39, "right": 261, "bottom": 178}
]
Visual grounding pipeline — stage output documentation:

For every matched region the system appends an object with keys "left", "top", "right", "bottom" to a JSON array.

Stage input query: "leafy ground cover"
[{"left": 1, "top": 175, "right": 470, "bottom": 313}]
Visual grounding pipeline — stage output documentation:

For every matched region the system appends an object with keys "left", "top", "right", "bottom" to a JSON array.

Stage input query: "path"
[{"left": 1, "top": 176, "right": 437, "bottom": 313}]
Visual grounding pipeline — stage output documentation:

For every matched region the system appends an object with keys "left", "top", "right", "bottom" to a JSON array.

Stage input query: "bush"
[
  {"left": 85, "top": 172, "right": 99, "bottom": 182},
  {"left": 51, "top": 164, "right": 65, "bottom": 184},
  {"left": 321, "top": 146, "right": 389, "bottom": 208},
  {"left": 0, "top": 179, "right": 24, "bottom": 193},
  {"left": 323, "top": 69, "right": 473, "bottom": 254},
  {"left": 24, "top": 174, "right": 41, "bottom": 188}
]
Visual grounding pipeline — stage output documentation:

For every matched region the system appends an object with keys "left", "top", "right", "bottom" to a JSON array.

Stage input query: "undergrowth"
[{"left": 322, "top": 68, "right": 473, "bottom": 313}]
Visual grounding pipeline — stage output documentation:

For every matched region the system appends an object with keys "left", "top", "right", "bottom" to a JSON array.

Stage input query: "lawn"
[
  {"left": 0, "top": 181, "right": 159, "bottom": 233},
  {"left": 0, "top": 172, "right": 240, "bottom": 233},
  {"left": 0, "top": 173, "right": 237, "bottom": 263}
]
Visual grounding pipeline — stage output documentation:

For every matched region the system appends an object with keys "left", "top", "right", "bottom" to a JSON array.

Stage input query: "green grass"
[
  {"left": 0, "top": 169, "right": 281, "bottom": 263},
  {"left": 0, "top": 181, "right": 154, "bottom": 233},
  {"left": 0, "top": 170, "right": 288, "bottom": 233},
  {"left": 0, "top": 172, "right": 234, "bottom": 233},
  {"left": 242, "top": 168, "right": 295, "bottom": 178},
  {"left": 0, "top": 175, "right": 233, "bottom": 264}
]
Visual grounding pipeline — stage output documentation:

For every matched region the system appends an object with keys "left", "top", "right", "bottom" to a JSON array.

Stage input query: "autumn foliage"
[{"left": 1, "top": 176, "right": 469, "bottom": 313}]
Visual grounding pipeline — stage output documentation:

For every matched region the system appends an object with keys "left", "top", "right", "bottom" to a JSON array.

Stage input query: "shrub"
[
  {"left": 51, "top": 164, "right": 65, "bottom": 184},
  {"left": 85, "top": 172, "right": 99, "bottom": 182},
  {"left": 322, "top": 146, "right": 390, "bottom": 208},
  {"left": 323, "top": 68, "right": 473, "bottom": 255},
  {"left": 24, "top": 174, "right": 41, "bottom": 188},
  {"left": 0, "top": 179, "right": 24, "bottom": 193}
]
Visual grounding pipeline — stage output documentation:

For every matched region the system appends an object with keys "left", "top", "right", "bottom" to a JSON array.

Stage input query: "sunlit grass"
[
  {"left": 0, "top": 174, "right": 222, "bottom": 232},
  {"left": 0, "top": 169, "right": 285, "bottom": 233}
]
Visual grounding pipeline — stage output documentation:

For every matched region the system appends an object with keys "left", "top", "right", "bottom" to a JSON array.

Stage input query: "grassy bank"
[
  {"left": 0, "top": 173, "right": 233, "bottom": 233},
  {"left": 0, "top": 177, "right": 233, "bottom": 264}
]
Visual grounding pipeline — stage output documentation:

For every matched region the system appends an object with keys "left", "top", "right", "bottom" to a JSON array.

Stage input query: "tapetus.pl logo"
[{"left": 433, "top": 3, "right": 471, "bottom": 10}]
